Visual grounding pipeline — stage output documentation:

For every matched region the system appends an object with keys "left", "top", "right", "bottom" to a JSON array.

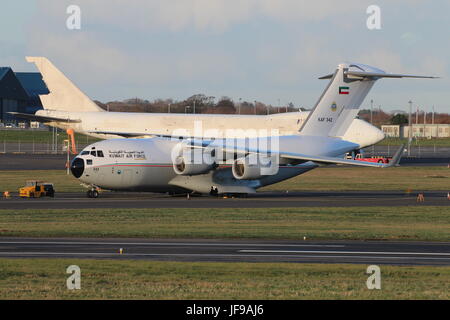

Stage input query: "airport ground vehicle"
[
  {"left": 19, "top": 180, "right": 55, "bottom": 198},
  {"left": 345, "top": 151, "right": 391, "bottom": 163},
  {"left": 354, "top": 154, "right": 391, "bottom": 164}
]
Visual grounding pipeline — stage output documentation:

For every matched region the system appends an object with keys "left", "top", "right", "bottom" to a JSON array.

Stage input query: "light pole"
[
  {"left": 51, "top": 126, "right": 54, "bottom": 153},
  {"left": 416, "top": 104, "right": 419, "bottom": 124},
  {"left": 254, "top": 100, "right": 257, "bottom": 115},
  {"left": 238, "top": 98, "right": 242, "bottom": 114},
  {"left": 168, "top": 103, "right": 171, "bottom": 113},
  {"left": 64, "top": 139, "right": 70, "bottom": 175},
  {"left": 423, "top": 108, "right": 427, "bottom": 139},
  {"left": 432, "top": 106, "right": 435, "bottom": 124},
  {"left": 370, "top": 99, "right": 373, "bottom": 124},
  {"left": 408, "top": 100, "right": 412, "bottom": 156}
]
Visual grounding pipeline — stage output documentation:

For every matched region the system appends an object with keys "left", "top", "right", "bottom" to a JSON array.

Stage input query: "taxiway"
[{"left": 0, "top": 238, "right": 448, "bottom": 266}]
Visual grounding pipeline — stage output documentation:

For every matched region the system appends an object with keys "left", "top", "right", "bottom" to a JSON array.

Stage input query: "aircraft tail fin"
[
  {"left": 300, "top": 63, "right": 436, "bottom": 137},
  {"left": 26, "top": 56, "right": 104, "bottom": 112}
]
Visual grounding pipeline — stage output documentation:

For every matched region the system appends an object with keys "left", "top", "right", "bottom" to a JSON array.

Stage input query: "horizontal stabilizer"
[
  {"left": 311, "top": 63, "right": 438, "bottom": 138},
  {"left": 345, "top": 71, "right": 439, "bottom": 79},
  {"left": 8, "top": 112, "right": 81, "bottom": 123},
  {"left": 319, "top": 71, "right": 438, "bottom": 80}
]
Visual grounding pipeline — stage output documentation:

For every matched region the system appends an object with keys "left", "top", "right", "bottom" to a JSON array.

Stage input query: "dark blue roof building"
[{"left": 0, "top": 67, "right": 48, "bottom": 122}]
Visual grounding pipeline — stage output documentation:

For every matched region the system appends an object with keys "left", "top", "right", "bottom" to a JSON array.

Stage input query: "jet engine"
[
  {"left": 232, "top": 154, "right": 277, "bottom": 180},
  {"left": 173, "top": 148, "right": 216, "bottom": 175}
]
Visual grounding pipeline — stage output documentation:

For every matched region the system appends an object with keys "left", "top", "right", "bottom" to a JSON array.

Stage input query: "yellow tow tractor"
[{"left": 19, "top": 180, "right": 55, "bottom": 198}]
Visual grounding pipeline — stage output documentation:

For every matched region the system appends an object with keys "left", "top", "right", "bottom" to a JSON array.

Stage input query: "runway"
[
  {"left": 0, "top": 154, "right": 72, "bottom": 170},
  {"left": 0, "top": 238, "right": 449, "bottom": 266},
  {"left": 1, "top": 190, "right": 450, "bottom": 209}
]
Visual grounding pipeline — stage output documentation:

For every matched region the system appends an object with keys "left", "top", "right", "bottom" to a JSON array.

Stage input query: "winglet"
[{"left": 384, "top": 144, "right": 405, "bottom": 168}]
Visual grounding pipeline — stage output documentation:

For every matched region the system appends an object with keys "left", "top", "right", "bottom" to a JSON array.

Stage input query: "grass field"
[
  {"left": 1, "top": 165, "right": 450, "bottom": 194},
  {"left": 1, "top": 165, "right": 449, "bottom": 300},
  {"left": 0, "top": 258, "right": 448, "bottom": 299},
  {"left": 0, "top": 129, "right": 100, "bottom": 145},
  {"left": 0, "top": 206, "right": 448, "bottom": 241},
  {"left": 0, "top": 170, "right": 85, "bottom": 193},
  {"left": 2, "top": 129, "right": 450, "bottom": 146},
  {"left": 262, "top": 165, "right": 450, "bottom": 192}
]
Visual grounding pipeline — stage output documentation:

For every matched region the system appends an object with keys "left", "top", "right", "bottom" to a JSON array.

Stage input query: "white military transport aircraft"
[
  {"left": 11, "top": 57, "right": 386, "bottom": 149},
  {"left": 69, "top": 62, "right": 434, "bottom": 197}
]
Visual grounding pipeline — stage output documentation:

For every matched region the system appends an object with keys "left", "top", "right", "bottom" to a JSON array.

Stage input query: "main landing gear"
[{"left": 87, "top": 189, "right": 99, "bottom": 198}]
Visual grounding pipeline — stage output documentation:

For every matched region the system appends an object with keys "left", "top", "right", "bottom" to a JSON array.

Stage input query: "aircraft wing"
[
  {"left": 279, "top": 144, "right": 404, "bottom": 168},
  {"left": 89, "top": 130, "right": 219, "bottom": 141},
  {"left": 183, "top": 138, "right": 404, "bottom": 168},
  {"left": 88, "top": 130, "right": 153, "bottom": 138},
  {"left": 90, "top": 129, "right": 404, "bottom": 168},
  {"left": 8, "top": 112, "right": 81, "bottom": 123}
]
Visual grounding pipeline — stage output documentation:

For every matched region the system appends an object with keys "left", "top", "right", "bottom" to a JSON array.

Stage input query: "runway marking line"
[
  {"left": 0, "top": 241, "right": 345, "bottom": 248},
  {"left": 0, "top": 252, "right": 449, "bottom": 261},
  {"left": 239, "top": 250, "right": 450, "bottom": 256}
]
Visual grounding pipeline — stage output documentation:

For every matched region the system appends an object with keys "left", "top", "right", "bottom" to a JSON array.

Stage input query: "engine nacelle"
[
  {"left": 232, "top": 154, "right": 277, "bottom": 180},
  {"left": 173, "top": 148, "right": 215, "bottom": 175}
]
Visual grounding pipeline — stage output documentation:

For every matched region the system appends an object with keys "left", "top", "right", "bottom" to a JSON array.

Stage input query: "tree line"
[
  {"left": 95, "top": 94, "right": 301, "bottom": 115},
  {"left": 95, "top": 95, "right": 449, "bottom": 127}
]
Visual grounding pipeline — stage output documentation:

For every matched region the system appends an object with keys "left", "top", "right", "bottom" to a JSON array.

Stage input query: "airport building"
[
  {"left": 382, "top": 124, "right": 450, "bottom": 138},
  {"left": 0, "top": 67, "right": 48, "bottom": 124}
]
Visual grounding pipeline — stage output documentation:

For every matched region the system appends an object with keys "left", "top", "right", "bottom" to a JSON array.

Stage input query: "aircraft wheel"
[
  {"left": 87, "top": 190, "right": 93, "bottom": 198},
  {"left": 92, "top": 190, "right": 99, "bottom": 198}
]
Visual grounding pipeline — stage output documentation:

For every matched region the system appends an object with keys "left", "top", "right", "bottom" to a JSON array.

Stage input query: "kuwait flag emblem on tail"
[{"left": 339, "top": 86, "right": 349, "bottom": 94}]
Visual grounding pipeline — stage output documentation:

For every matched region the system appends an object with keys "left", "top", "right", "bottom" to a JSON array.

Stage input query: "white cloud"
[
  {"left": 35, "top": 0, "right": 368, "bottom": 33},
  {"left": 20, "top": 0, "right": 448, "bottom": 110},
  {"left": 26, "top": 30, "right": 242, "bottom": 100}
]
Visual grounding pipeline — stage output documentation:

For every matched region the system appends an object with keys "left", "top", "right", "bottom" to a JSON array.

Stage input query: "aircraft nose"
[
  {"left": 70, "top": 157, "right": 84, "bottom": 178},
  {"left": 375, "top": 127, "right": 385, "bottom": 143}
]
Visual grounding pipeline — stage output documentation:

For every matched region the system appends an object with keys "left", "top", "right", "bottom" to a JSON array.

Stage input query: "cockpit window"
[{"left": 80, "top": 150, "right": 103, "bottom": 157}]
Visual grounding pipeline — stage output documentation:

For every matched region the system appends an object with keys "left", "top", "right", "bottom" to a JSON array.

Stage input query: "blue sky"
[{"left": 1, "top": 0, "right": 449, "bottom": 112}]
